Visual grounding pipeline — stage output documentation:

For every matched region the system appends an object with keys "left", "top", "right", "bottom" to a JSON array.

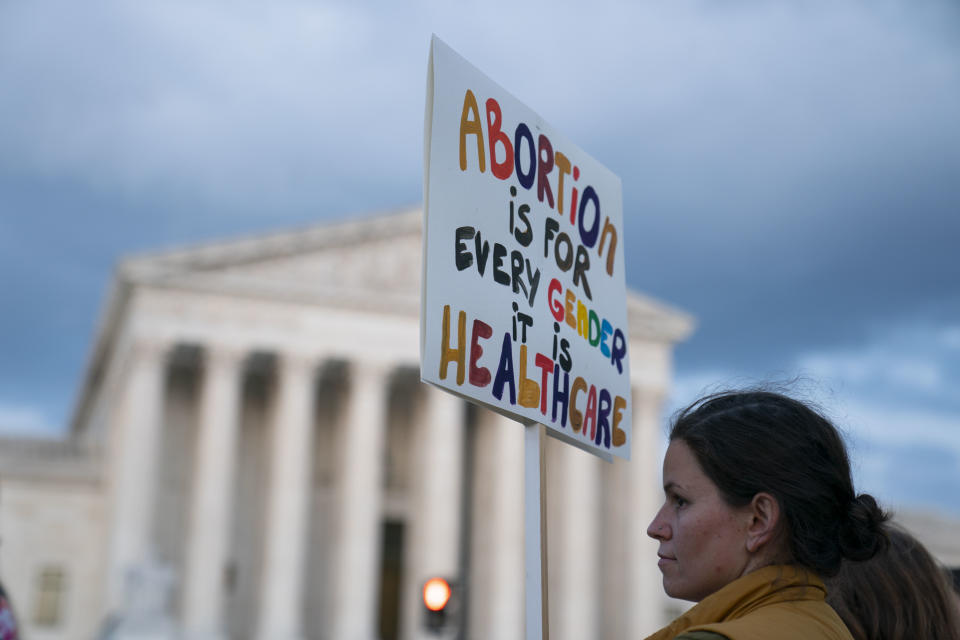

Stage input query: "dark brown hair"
[
  {"left": 670, "top": 389, "right": 888, "bottom": 576},
  {"left": 826, "top": 523, "right": 960, "bottom": 640}
]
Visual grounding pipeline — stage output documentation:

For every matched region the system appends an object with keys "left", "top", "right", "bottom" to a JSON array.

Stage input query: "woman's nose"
[{"left": 646, "top": 507, "right": 670, "bottom": 540}]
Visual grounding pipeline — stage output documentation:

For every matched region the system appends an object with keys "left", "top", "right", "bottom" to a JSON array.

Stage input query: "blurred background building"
[
  {"left": 0, "top": 209, "right": 698, "bottom": 640},
  {"left": 2, "top": 2, "right": 958, "bottom": 638}
]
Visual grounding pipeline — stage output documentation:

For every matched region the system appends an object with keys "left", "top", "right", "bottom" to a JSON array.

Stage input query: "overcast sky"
[{"left": 1, "top": 1, "right": 958, "bottom": 517}]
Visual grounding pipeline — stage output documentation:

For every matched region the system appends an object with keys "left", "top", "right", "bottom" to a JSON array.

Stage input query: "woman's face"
[{"left": 647, "top": 439, "right": 753, "bottom": 602}]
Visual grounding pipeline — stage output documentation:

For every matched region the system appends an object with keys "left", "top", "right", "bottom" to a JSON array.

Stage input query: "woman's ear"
[{"left": 746, "top": 492, "right": 781, "bottom": 553}]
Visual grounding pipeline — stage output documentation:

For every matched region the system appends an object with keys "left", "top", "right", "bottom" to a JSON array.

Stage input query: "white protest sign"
[{"left": 422, "top": 36, "right": 631, "bottom": 461}]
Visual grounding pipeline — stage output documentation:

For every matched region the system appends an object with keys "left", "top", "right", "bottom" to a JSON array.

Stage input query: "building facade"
[{"left": 0, "top": 209, "right": 696, "bottom": 640}]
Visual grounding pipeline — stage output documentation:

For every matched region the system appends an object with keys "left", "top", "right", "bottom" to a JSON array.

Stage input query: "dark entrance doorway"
[{"left": 378, "top": 520, "right": 405, "bottom": 640}]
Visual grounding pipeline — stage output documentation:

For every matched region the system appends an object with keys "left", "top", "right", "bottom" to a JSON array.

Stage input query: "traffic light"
[{"left": 422, "top": 576, "right": 456, "bottom": 633}]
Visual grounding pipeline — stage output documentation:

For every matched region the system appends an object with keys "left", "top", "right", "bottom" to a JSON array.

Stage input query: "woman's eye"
[{"left": 673, "top": 496, "right": 687, "bottom": 508}]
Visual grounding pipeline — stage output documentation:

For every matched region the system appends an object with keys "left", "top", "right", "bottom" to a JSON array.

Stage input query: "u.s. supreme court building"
[{"left": 0, "top": 209, "right": 695, "bottom": 640}]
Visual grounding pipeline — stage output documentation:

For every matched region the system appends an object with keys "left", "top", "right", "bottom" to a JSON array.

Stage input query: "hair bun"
[{"left": 838, "top": 493, "right": 890, "bottom": 561}]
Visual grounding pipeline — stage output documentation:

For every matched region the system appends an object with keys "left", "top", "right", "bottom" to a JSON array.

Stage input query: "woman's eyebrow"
[{"left": 663, "top": 481, "right": 685, "bottom": 493}]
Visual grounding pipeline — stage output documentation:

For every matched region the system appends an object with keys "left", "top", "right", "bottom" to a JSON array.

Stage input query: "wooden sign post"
[
  {"left": 524, "top": 421, "right": 549, "bottom": 640},
  {"left": 422, "top": 36, "right": 632, "bottom": 639}
]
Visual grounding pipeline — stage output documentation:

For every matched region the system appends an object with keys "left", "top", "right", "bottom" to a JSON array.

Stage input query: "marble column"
[
  {"left": 330, "top": 360, "right": 390, "bottom": 640},
  {"left": 256, "top": 353, "right": 317, "bottom": 640},
  {"left": 182, "top": 346, "right": 245, "bottom": 639},
  {"left": 402, "top": 386, "right": 465, "bottom": 640},
  {"left": 624, "top": 386, "right": 668, "bottom": 636},
  {"left": 468, "top": 411, "right": 524, "bottom": 640},
  {"left": 547, "top": 437, "right": 602, "bottom": 640},
  {"left": 105, "top": 339, "right": 170, "bottom": 612}
]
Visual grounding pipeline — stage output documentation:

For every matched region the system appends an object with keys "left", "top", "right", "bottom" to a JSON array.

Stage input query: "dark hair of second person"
[{"left": 826, "top": 522, "right": 960, "bottom": 640}]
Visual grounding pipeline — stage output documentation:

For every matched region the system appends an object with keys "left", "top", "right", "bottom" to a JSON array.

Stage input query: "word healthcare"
[{"left": 436, "top": 305, "right": 628, "bottom": 450}]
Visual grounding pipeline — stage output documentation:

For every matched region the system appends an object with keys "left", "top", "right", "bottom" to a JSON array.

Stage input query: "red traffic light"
[{"left": 423, "top": 577, "right": 452, "bottom": 612}]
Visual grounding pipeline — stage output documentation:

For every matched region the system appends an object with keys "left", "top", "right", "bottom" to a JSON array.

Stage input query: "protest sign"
[{"left": 422, "top": 36, "right": 632, "bottom": 461}]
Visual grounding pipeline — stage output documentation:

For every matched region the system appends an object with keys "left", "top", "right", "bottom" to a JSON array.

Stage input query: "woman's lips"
[{"left": 657, "top": 554, "right": 677, "bottom": 569}]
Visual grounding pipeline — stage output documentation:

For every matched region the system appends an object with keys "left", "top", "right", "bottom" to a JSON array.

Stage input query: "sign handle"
[{"left": 524, "top": 421, "right": 550, "bottom": 640}]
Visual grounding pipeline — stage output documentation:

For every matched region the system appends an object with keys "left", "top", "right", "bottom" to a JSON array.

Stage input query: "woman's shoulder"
[{"left": 674, "top": 632, "right": 729, "bottom": 640}]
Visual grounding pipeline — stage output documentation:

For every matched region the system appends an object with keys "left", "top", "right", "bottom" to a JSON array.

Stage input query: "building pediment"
[
  {"left": 116, "top": 207, "right": 693, "bottom": 341},
  {"left": 120, "top": 207, "right": 424, "bottom": 315}
]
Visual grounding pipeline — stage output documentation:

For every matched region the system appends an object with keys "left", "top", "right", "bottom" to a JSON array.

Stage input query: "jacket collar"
[{"left": 645, "top": 565, "right": 826, "bottom": 640}]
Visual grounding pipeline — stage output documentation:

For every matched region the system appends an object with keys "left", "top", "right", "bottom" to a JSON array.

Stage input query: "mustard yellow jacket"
[{"left": 645, "top": 565, "right": 852, "bottom": 640}]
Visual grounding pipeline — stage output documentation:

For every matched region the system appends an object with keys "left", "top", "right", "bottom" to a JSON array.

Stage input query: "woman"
[
  {"left": 645, "top": 390, "right": 888, "bottom": 640},
  {"left": 826, "top": 523, "right": 960, "bottom": 640}
]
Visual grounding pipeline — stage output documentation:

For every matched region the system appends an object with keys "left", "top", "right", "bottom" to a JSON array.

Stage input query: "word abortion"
[{"left": 457, "top": 90, "right": 621, "bottom": 292}]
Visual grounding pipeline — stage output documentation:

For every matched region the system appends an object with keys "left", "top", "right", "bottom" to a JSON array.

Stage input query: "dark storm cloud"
[
  {"left": 1, "top": 0, "right": 958, "bottom": 491},
  {"left": 589, "top": 4, "right": 960, "bottom": 373}
]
